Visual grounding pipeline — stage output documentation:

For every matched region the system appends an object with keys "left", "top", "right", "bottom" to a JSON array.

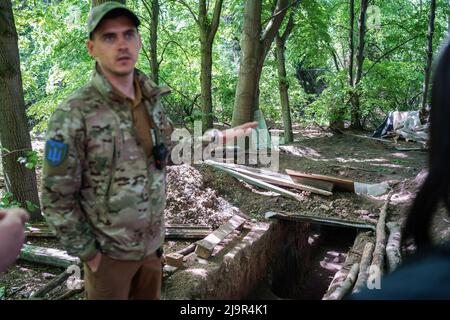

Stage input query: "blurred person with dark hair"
[{"left": 352, "top": 38, "right": 450, "bottom": 299}]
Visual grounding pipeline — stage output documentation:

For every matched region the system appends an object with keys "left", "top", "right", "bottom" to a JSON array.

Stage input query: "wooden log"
[
  {"left": 195, "top": 215, "right": 246, "bottom": 259},
  {"left": 30, "top": 270, "right": 72, "bottom": 299},
  {"left": 370, "top": 192, "right": 392, "bottom": 276},
  {"left": 325, "top": 263, "right": 360, "bottom": 300},
  {"left": 323, "top": 231, "right": 373, "bottom": 299},
  {"left": 165, "top": 225, "right": 212, "bottom": 239},
  {"left": 25, "top": 225, "right": 212, "bottom": 240},
  {"left": 165, "top": 253, "right": 184, "bottom": 268},
  {"left": 265, "top": 211, "right": 376, "bottom": 231},
  {"left": 206, "top": 160, "right": 332, "bottom": 197},
  {"left": 175, "top": 243, "right": 196, "bottom": 256},
  {"left": 19, "top": 245, "right": 80, "bottom": 269},
  {"left": 386, "top": 221, "right": 402, "bottom": 273},
  {"left": 286, "top": 169, "right": 355, "bottom": 192},
  {"left": 352, "top": 242, "right": 375, "bottom": 293}
]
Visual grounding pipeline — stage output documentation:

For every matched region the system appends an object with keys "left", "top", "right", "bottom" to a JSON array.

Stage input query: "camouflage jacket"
[{"left": 41, "top": 67, "right": 173, "bottom": 262}]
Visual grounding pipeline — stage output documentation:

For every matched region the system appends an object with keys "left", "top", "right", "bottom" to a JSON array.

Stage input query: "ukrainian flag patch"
[{"left": 45, "top": 140, "right": 68, "bottom": 167}]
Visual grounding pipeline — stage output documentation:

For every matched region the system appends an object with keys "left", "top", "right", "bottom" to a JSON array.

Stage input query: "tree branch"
[
  {"left": 261, "top": 0, "right": 300, "bottom": 27},
  {"left": 262, "top": 0, "right": 290, "bottom": 50},
  {"left": 208, "top": 0, "right": 224, "bottom": 42},
  {"left": 363, "top": 35, "right": 420, "bottom": 78},
  {"left": 156, "top": 40, "right": 192, "bottom": 67},
  {"left": 280, "top": 12, "right": 295, "bottom": 42},
  {"left": 177, "top": 0, "right": 200, "bottom": 27}
]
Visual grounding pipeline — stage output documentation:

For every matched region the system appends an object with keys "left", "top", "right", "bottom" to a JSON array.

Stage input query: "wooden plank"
[
  {"left": 195, "top": 215, "right": 246, "bottom": 259},
  {"left": 19, "top": 245, "right": 80, "bottom": 269},
  {"left": 264, "top": 211, "right": 376, "bottom": 231},
  {"left": 175, "top": 243, "right": 196, "bottom": 256},
  {"left": 290, "top": 176, "right": 334, "bottom": 192},
  {"left": 219, "top": 165, "right": 333, "bottom": 196},
  {"left": 206, "top": 161, "right": 332, "bottom": 197},
  {"left": 165, "top": 253, "right": 184, "bottom": 268},
  {"left": 286, "top": 169, "right": 355, "bottom": 192}
]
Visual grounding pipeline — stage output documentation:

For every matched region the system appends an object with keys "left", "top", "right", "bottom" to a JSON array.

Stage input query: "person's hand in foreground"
[{"left": 0, "top": 208, "right": 29, "bottom": 272}]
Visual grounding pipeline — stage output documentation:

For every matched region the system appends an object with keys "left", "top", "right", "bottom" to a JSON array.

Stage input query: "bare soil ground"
[{"left": 2, "top": 125, "right": 447, "bottom": 300}]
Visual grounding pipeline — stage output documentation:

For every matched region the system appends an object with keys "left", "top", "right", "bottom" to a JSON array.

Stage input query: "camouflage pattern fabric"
[{"left": 41, "top": 67, "right": 173, "bottom": 261}]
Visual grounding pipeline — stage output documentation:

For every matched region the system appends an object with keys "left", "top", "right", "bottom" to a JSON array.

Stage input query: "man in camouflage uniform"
[{"left": 42, "top": 2, "right": 255, "bottom": 300}]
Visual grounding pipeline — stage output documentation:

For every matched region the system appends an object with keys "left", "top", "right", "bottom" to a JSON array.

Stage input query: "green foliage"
[
  {"left": 17, "top": 150, "right": 42, "bottom": 170},
  {"left": 12, "top": 0, "right": 450, "bottom": 133},
  {"left": 0, "top": 191, "right": 21, "bottom": 209}
]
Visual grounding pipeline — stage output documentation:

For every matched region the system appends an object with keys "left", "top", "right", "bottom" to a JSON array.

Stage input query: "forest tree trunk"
[
  {"left": 232, "top": 0, "right": 290, "bottom": 127},
  {"left": 275, "top": 14, "right": 295, "bottom": 143},
  {"left": 0, "top": 1, "right": 41, "bottom": 220},
  {"left": 150, "top": 0, "right": 159, "bottom": 84},
  {"left": 421, "top": 0, "right": 436, "bottom": 115},
  {"left": 350, "top": 0, "right": 368, "bottom": 129}
]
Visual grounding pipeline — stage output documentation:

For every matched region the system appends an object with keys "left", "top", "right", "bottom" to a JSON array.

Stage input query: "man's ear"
[{"left": 87, "top": 39, "right": 95, "bottom": 58}]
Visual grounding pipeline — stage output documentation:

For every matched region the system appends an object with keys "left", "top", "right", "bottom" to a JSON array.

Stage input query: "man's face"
[{"left": 87, "top": 15, "right": 141, "bottom": 77}]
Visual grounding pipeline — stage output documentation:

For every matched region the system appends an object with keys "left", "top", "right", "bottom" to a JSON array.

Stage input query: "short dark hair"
[{"left": 89, "top": 8, "right": 139, "bottom": 40}]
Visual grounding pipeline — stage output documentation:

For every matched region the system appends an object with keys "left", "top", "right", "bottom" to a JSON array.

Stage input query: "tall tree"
[
  {"left": 231, "top": 0, "right": 291, "bottom": 127},
  {"left": 142, "top": 0, "right": 160, "bottom": 84},
  {"left": 150, "top": 0, "right": 159, "bottom": 84},
  {"left": 348, "top": 0, "right": 355, "bottom": 88},
  {"left": 421, "top": 0, "right": 436, "bottom": 114},
  {"left": 275, "top": 13, "right": 295, "bottom": 143},
  {"left": 350, "top": 0, "right": 368, "bottom": 129},
  {"left": 0, "top": 1, "right": 41, "bottom": 220},
  {"left": 178, "top": 0, "right": 224, "bottom": 130}
]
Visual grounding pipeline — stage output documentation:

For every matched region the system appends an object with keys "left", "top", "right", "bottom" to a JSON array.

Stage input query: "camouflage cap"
[{"left": 87, "top": 1, "right": 140, "bottom": 36}]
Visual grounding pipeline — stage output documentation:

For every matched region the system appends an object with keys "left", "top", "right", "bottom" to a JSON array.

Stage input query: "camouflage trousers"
[{"left": 83, "top": 251, "right": 163, "bottom": 300}]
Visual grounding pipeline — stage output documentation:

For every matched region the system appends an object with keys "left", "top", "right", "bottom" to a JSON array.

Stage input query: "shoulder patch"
[{"left": 45, "top": 140, "right": 69, "bottom": 167}]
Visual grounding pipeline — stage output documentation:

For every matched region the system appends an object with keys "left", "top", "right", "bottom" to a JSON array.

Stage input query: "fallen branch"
[
  {"left": 325, "top": 263, "right": 360, "bottom": 300},
  {"left": 30, "top": 270, "right": 71, "bottom": 299},
  {"left": 348, "top": 133, "right": 394, "bottom": 144},
  {"left": 370, "top": 192, "right": 393, "bottom": 276},
  {"left": 386, "top": 221, "right": 402, "bottom": 273},
  {"left": 352, "top": 242, "right": 374, "bottom": 294},
  {"left": 331, "top": 164, "right": 380, "bottom": 174}
]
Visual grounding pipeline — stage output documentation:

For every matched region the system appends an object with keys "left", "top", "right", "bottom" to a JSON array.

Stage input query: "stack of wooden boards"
[{"left": 205, "top": 160, "right": 356, "bottom": 199}]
